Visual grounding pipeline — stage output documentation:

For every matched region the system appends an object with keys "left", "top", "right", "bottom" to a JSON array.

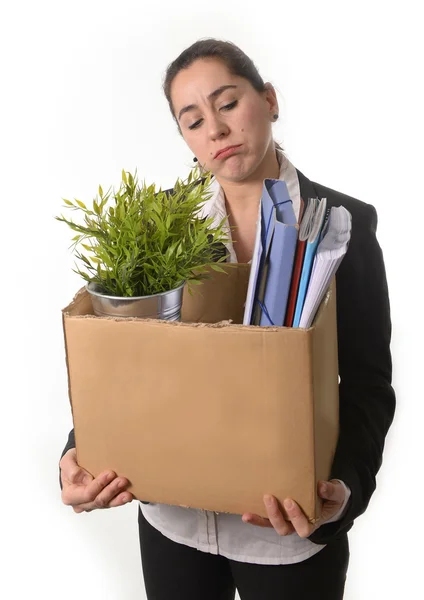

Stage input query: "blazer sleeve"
[
  {"left": 59, "top": 428, "right": 76, "bottom": 491},
  {"left": 308, "top": 201, "right": 396, "bottom": 545}
]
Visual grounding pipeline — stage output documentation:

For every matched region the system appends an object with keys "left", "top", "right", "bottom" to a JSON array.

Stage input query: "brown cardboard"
[{"left": 62, "top": 264, "right": 339, "bottom": 522}]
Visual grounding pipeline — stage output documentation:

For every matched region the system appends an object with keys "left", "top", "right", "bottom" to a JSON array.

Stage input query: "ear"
[{"left": 263, "top": 82, "right": 279, "bottom": 118}]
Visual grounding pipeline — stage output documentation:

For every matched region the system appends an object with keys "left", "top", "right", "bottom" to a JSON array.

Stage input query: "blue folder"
[{"left": 253, "top": 179, "right": 298, "bottom": 327}]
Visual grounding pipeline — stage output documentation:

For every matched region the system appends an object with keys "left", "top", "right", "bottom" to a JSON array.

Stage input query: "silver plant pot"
[{"left": 86, "top": 281, "right": 186, "bottom": 321}]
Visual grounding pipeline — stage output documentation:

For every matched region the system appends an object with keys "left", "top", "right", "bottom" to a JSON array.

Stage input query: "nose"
[{"left": 207, "top": 112, "right": 230, "bottom": 141}]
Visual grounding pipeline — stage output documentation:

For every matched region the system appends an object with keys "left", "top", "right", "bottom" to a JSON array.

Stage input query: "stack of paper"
[{"left": 298, "top": 205, "right": 352, "bottom": 328}]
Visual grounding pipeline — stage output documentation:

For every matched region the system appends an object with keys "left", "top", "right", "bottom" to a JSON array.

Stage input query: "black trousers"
[{"left": 138, "top": 507, "right": 350, "bottom": 600}]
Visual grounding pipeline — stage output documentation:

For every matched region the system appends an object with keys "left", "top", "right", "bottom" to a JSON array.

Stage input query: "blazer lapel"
[
  {"left": 296, "top": 168, "right": 318, "bottom": 207},
  {"left": 296, "top": 168, "right": 335, "bottom": 209}
]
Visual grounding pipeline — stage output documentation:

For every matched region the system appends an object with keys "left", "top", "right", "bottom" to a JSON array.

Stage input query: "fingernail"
[
  {"left": 264, "top": 495, "right": 273, "bottom": 506},
  {"left": 321, "top": 484, "right": 327, "bottom": 494},
  {"left": 284, "top": 499, "right": 294, "bottom": 510}
]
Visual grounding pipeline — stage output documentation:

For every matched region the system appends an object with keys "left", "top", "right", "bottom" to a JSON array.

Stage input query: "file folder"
[
  {"left": 243, "top": 179, "right": 298, "bottom": 326},
  {"left": 292, "top": 198, "right": 327, "bottom": 327}
]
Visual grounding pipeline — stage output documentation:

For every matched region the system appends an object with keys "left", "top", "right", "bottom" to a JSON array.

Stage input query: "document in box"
[
  {"left": 243, "top": 179, "right": 298, "bottom": 326},
  {"left": 298, "top": 205, "right": 352, "bottom": 328},
  {"left": 243, "top": 199, "right": 262, "bottom": 325},
  {"left": 292, "top": 197, "right": 328, "bottom": 327},
  {"left": 284, "top": 198, "right": 318, "bottom": 327}
]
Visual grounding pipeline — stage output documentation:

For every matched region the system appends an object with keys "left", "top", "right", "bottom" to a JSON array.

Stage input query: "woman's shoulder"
[{"left": 312, "top": 180, "right": 377, "bottom": 227}]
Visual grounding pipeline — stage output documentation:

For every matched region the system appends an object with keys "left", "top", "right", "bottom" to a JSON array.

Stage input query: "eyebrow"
[{"left": 177, "top": 84, "right": 238, "bottom": 121}]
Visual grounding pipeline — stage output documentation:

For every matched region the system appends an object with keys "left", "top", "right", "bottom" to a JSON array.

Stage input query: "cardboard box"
[{"left": 62, "top": 264, "right": 339, "bottom": 522}]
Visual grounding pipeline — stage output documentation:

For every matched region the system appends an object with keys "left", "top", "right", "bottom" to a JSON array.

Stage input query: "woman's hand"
[
  {"left": 241, "top": 480, "right": 346, "bottom": 537},
  {"left": 60, "top": 448, "right": 134, "bottom": 513}
]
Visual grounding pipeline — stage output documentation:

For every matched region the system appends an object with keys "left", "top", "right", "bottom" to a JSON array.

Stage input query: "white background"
[{"left": 1, "top": 0, "right": 422, "bottom": 598}]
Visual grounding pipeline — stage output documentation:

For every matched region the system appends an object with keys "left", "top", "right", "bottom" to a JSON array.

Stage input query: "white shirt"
[{"left": 140, "top": 150, "right": 352, "bottom": 564}]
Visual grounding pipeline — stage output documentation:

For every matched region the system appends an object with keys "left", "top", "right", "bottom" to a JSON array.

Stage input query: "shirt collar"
[{"left": 200, "top": 148, "right": 301, "bottom": 224}]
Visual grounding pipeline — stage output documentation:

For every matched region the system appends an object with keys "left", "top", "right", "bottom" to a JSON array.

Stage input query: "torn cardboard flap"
[{"left": 61, "top": 264, "right": 339, "bottom": 521}]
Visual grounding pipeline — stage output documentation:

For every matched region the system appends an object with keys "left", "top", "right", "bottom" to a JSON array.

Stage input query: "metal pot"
[{"left": 86, "top": 281, "right": 186, "bottom": 321}]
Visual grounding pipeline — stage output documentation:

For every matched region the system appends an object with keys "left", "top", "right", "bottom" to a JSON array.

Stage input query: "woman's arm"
[{"left": 308, "top": 201, "right": 396, "bottom": 544}]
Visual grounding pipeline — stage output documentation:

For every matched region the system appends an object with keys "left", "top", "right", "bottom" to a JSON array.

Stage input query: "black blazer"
[
  {"left": 294, "top": 169, "right": 396, "bottom": 544},
  {"left": 60, "top": 168, "right": 396, "bottom": 546}
]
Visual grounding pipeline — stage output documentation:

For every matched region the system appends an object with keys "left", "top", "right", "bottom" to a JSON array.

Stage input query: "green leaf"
[
  {"left": 75, "top": 199, "right": 87, "bottom": 209},
  {"left": 79, "top": 254, "right": 91, "bottom": 266},
  {"left": 210, "top": 264, "right": 227, "bottom": 273},
  {"left": 98, "top": 185, "right": 103, "bottom": 198},
  {"left": 122, "top": 169, "right": 128, "bottom": 184},
  {"left": 62, "top": 198, "right": 74, "bottom": 206}
]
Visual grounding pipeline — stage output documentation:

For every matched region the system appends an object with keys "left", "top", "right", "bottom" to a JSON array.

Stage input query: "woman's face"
[{"left": 170, "top": 58, "right": 279, "bottom": 182}]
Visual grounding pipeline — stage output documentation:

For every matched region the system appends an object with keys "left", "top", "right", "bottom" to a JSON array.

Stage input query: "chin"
[{"left": 219, "top": 155, "right": 258, "bottom": 182}]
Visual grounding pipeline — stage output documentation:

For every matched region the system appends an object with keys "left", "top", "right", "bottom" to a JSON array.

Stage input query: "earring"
[
  {"left": 193, "top": 157, "right": 198, "bottom": 162},
  {"left": 273, "top": 114, "right": 279, "bottom": 120}
]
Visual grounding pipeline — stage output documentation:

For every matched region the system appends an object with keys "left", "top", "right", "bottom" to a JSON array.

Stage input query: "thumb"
[
  {"left": 62, "top": 450, "right": 93, "bottom": 486},
  {"left": 68, "top": 463, "right": 93, "bottom": 486},
  {"left": 318, "top": 480, "right": 343, "bottom": 502}
]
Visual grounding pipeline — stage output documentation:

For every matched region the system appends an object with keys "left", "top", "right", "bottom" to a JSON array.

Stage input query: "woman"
[{"left": 59, "top": 39, "right": 396, "bottom": 599}]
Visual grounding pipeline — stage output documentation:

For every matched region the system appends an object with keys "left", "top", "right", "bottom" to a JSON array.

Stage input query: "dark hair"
[{"left": 162, "top": 38, "right": 284, "bottom": 152}]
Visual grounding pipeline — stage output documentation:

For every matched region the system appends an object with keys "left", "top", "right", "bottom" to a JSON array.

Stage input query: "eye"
[
  {"left": 188, "top": 119, "right": 202, "bottom": 131},
  {"left": 221, "top": 100, "right": 238, "bottom": 111},
  {"left": 187, "top": 101, "right": 238, "bottom": 130}
]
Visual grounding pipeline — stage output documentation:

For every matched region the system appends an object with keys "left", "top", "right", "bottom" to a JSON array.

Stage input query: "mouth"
[{"left": 214, "top": 144, "right": 242, "bottom": 159}]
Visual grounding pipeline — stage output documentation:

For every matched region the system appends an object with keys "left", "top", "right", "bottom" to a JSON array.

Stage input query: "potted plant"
[{"left": 55, "top": 166, "right": 230, "bottom": 320}]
